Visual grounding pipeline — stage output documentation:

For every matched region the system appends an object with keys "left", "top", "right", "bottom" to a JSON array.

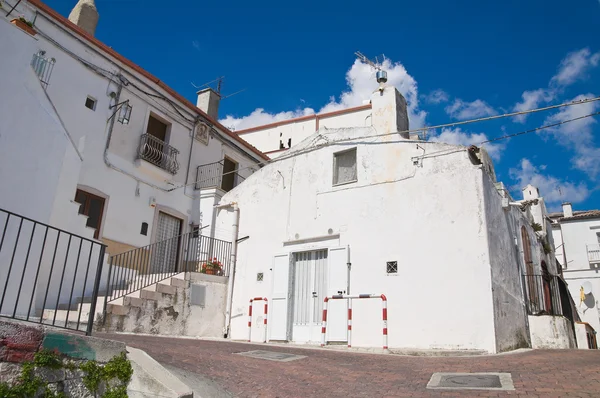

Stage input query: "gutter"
[{"left": 214, "top": 202, "right": 240, "bottom": 338}]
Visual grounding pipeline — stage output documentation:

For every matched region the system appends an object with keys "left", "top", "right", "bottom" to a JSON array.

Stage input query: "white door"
[
  {"left": 291, "top": 250, "right": 328, "bottom": 343},
  {"left": 151, "top": 212, "right": 182, "bottom": 273},
  {"left": 269, "top": 254, "right": 291, "bottom": 341},
  {"left": 326, "top": 246, "right": 349, "bottom": 342}
]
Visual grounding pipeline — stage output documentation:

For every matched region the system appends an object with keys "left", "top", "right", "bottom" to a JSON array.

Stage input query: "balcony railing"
[
  {"left": 524, "top": 274, "right": 562, "bottom": 316},
  {"left": 195, "top": 160, "right": 246, "bottom": 192},
  {"left": 138, "top": 134, "right": 180, "bottom": 174},
  {"left": 31, "top": 51, "right": 55, "bottom": 90},
  {"left": 587, "top": 244, "right": 600, "bottom": 263}
]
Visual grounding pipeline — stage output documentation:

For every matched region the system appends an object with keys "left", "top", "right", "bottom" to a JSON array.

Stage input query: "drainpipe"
[{"left": 215, "top": 202, "right": 240, "bottom": 338}]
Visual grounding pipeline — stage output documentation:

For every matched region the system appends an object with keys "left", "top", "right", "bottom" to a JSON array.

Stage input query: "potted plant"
[
  {"left": 200, "top": 257, "right": 223, "bottom": 276},
  {"left": 11, "top": 15, "right": 37, "bottom": 36}
]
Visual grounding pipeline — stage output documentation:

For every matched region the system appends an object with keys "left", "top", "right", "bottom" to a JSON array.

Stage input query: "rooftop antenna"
[
  {"left": 355, "top": 51, "right": 387, "bottom": 90},
  {"left": 191, "top": 76, "right": 225, "bottom": 93}
]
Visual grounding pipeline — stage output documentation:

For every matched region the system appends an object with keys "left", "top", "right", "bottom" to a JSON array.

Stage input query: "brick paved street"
[{"left": 98, "top": 333, "right": 600, "bottom": 397}]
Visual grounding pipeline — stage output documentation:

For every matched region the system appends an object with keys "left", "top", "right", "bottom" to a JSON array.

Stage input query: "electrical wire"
[{"left": 170, "top": 108, "right": 600, "bottom": 191}]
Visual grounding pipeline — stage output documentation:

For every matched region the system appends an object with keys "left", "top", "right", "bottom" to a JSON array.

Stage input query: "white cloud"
[
  {"left": 509, "top": 158, "right": 590, "bottom": 205},
  {"left": 512, "top": 89, "right": 554, "bottom": 123},
  {"left": 423, "top": 89, "right": 449, "bottom": 104},
  {"left": 220, "top": 107, "right": 315, "bottom": 131},
  {"left": 221, "top": 57, "right": 427, "bottom": 131},
  {"left": 429, "top": 127, "right": 505, "bottom": 160},
  {"left": 550, "top": 48, "right": 600, "bottom": 87},
  {"left": 542, "top": 93, "right": 600, "bottom": 177},
  {"left": 513, "top": 48, "right": 600, "bottom": 122},
  {"left": 445, "top": 99, "right": 497, "bottom": 120}
]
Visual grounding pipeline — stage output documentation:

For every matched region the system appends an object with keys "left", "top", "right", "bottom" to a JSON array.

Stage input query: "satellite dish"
[{"left": 582, "top": 282, "right": 593, "bottom": 295}]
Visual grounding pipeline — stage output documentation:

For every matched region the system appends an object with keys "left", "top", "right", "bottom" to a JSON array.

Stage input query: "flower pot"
[
  {"left": 11, "top": 19, "right": 36, "bottom": 36},
  {"left": 204, "top": 269, "right": 216, "bottom": 275}
]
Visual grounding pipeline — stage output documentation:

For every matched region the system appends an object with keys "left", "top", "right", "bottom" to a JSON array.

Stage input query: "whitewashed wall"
[
  {"left": 5, "top": 1, "right": 261, "bottom": 254},
  {"left": 216, "top": 127, "right": 511, "bottom": 352},
  {"left": 558, "top": 217, "right": 600, "bottom": 332}
]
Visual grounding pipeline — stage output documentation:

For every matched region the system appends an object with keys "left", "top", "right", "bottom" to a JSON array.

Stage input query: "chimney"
[
  {"left": 562, "top": 202, "right": 573, "bottom": 218},
  {"left": 196, "top": 88, "right": 221, "bottom": 120},
  {"left": 370, "top": 86, "right": 409, "bottom": 138},
  {"left": 68, "top": 0, "right": 99, "bottom": 36},
  {"left": 522, "top": 184, "right": 539, "bottom": 200}
]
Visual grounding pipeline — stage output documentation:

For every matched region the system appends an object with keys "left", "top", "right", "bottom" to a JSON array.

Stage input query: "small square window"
[
  {"left": 333, "top": 148, "right": 357, "bottom": 186},
  {"left": 386, "top": 261, "right": 398, "bottom": 274},
  {"left": 257, "top": 272, "right": 264, "bottom": 282},
  {"left": 85, "top": 96, "right": 97, "bottom": 111}
]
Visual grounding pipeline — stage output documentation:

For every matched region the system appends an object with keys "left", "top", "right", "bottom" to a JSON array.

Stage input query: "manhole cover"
[
  {"left": 235, "top": 350, "right": 306, "bottom": 362},
  {"left": 427, "top": 373, "right": 514, "bottom": 391}
]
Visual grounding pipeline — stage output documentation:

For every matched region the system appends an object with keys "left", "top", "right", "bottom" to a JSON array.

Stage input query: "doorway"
[
  {"left": 151, "top": 211, "right": 182, "bottom": 273},
  {"left": 290, "top": 250, "right": 328, "bottom": 343},
  {"left": 221, "top": 157, "right": 238, "bottom": 192},
  {"left": 74, "top": 189, "right": 105, "bottom": 239}
]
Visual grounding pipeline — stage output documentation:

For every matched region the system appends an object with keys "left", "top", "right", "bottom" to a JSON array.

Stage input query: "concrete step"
[{"left": 106, "top": 303, "right": 129, "bottom": 316}]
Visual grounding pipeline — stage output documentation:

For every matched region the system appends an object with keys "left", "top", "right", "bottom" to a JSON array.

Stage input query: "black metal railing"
[
  {"left": 524, "top": 274, "right": 562, "bottom": 316},
  {"left": 138, "top": 134, "right": 180, "bottom": 174},
  {"left": 0, "top": 208, "right": 106, "bottom": 335},
  {"left": 195, "top": 160, "right": 246, "bottom": 191},
  {"left": 104, "top": 231, "right": 232, "bottom": 306}
]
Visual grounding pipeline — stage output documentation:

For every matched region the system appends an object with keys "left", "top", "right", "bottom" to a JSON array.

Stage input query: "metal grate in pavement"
[
  {"left": 235, "top": 350, "right": 306, "bottom": 362},
  {"left": 427, "top": 372, "right": 514, "bottom": 391}
]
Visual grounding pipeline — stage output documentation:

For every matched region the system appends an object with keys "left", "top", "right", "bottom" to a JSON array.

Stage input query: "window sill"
[{"left": 332, "top": 179, "right": 358, "bottom": 188}]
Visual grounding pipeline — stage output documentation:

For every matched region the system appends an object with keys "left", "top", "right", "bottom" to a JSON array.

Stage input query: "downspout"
[{"left": 215, "top": 202, "right": 240, "bottom": 338}]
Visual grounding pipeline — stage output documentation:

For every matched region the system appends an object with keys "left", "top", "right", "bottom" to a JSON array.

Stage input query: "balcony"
[
  {"left": 195, "top": 160, "right": 246, "bottom": 192},
  {"left": 587, "top": 244, "right": 600, "bottom": 264},
  {"left": 137, "top": 134, "right": 180, "bottom": 175},
  {"left": 523, "top": 274, "right": 562, "bottom": 316}
]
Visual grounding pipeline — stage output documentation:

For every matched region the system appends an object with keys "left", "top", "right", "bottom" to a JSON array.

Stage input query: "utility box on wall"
[{"left": 191, "top": 284, "right": 207, "bottom": 307}]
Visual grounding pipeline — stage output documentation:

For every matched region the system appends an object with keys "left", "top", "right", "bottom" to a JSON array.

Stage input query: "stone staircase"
[{"left": 41, "top": 272, "right": 188, "bottom": 333}]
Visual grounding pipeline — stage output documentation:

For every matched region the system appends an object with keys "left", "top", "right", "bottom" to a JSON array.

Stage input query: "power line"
[{"left": 169, "top": 107, "right": 600, "bottom": 192}]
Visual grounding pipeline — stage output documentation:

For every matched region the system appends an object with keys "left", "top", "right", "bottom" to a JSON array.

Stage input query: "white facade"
[
  {"left": 235, "top": 105, "right": 372, "bottom": 158},
  {"left": 551, "top": 205, "right": 600, "bottom": 337},
  {"left": 0, "top": 1, "right": 265, "bottom": 317},
  {"left": 216, "top": 86, "right": 568, "bottom": 353}
]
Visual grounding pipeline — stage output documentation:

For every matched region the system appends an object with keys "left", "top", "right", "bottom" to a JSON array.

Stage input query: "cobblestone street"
[{"left": 98, "top": 334, "right": 600, "bottom": 397}]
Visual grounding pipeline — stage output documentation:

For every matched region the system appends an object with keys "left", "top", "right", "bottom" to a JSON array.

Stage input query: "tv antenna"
[
  {"left": 190, "top": 76, "right": 246, "bottom": 100},
  {"left": 355, "top": 51, "right": 388, "bottom": 87}
]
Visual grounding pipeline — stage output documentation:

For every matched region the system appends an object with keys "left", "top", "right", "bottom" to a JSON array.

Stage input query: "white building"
[
  {"left": 0, "top": 0, "right": 266, "bottom": 323},
  {"left": 234, "top": 105, "right": 373, "bottom": 158},
  {"left": 216, "top": 84, "right": 575, "bottom": 353},
  {"left": 551, "top": 204, "right": 600, "bottom": 349}
]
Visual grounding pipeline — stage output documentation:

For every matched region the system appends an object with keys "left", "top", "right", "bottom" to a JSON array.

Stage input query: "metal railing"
[
  {"left": 524, "top": 274, "right": 562, "bottom": 316},
  {"left": 587, "top": 244, "right": 600, "bottom": 263},
  {"left": 30, "top": 51, "right": 55, "bottom": 90},
  {"left": 0, "top": 208, "right": 106, "bottom": 335},
  {"left": 195, "top": 160, "right": 246, "bottom": 191},
  {"left": 138, "top": 134, "right": 180, "bottom": 175},
  {"left": 104, "top": 231, "right": 232, "bottom": 306}
]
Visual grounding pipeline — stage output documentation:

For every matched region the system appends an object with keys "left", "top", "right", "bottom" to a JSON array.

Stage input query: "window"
[
  {"left": 74, "top": 189, "right": 105, "bottom": 239},
  {"left": 333, "top": 148, "right": 357, "bottom": 186},
  {"left": 146, "top": 114, "right": 168, "bottom": 142},
  {"left": 257, "top": 272, "right": 264, "bottom": 282},
  {"left": 140, "top": 222, "right": 148, "bottom": 236},
  {"left": 386, "top": 261, "right": 398, "bottom": 274},
  {"left": 221, "top": 157, "right": 238, "bottom": 192},
  {"left": 85, "top": 96, "right": 97, "bottom": 111}
]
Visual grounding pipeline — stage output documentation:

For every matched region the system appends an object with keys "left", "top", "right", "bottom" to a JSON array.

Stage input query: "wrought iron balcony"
[
  {"left": 523, "top": 274, "right": 562, "bottom": 316},
  {"left": 137, "top": 134, "right": 180, "bottom": 175},
  {"left": 587, "top": 244, "right": 600, "bottom": 263},
  {"left": 195, "top": 160, "right": 246, "bottom": 192}
]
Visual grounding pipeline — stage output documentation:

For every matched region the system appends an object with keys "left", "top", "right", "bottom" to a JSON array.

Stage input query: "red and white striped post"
[
  {"left": 248, "top": 297, "right": 268, "bottom": 343},
  {"left": 321, "top": 294, "right": 388, "bottom": 350}
]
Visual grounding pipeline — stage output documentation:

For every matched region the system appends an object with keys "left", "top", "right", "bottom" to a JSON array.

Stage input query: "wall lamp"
[{"left": 109, "top": 100, "right": 132, "bottom": 124}]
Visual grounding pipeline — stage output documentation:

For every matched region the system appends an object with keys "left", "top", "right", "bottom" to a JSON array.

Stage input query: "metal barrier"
[
  {"left": 321, "top": 294, "right": 388, "bottom": 350},
  {"left": 248, "top": 297, "right": 268, "bottom": 342},
  {"left": 0, "top": 208, "right": 106, "bottom": 335},
  {"left": 105, "top": 231, "right": 231, "bottom": 309}
]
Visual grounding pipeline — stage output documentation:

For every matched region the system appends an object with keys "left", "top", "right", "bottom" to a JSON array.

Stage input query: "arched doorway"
[
  {"left": 541, "top": 261, "right": 553, "bottom": 314},
  {"left": 521, "top": 226, "right": 537, "bottom": 308}
]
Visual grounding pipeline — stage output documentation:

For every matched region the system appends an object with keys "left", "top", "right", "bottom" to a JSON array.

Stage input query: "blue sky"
[{"left": 50, "top": 0, "right": 600, "bottom": 210}]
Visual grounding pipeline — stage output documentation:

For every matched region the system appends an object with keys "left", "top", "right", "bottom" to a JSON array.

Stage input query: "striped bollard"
[
  {"left": 321, "top": 297, "right": 329, "bottom": 347},
  {"left": 381, "top": 294, "right": 388, "bottom": 350},
  {"left": 247, "top": 299, "right": 253, "bottom": 342},
  {"left": 347, "top": 298, "right": 352, "bottom": 348},
  {"left": 248, "top": 297, "right": 268, "bottom": 343}
]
